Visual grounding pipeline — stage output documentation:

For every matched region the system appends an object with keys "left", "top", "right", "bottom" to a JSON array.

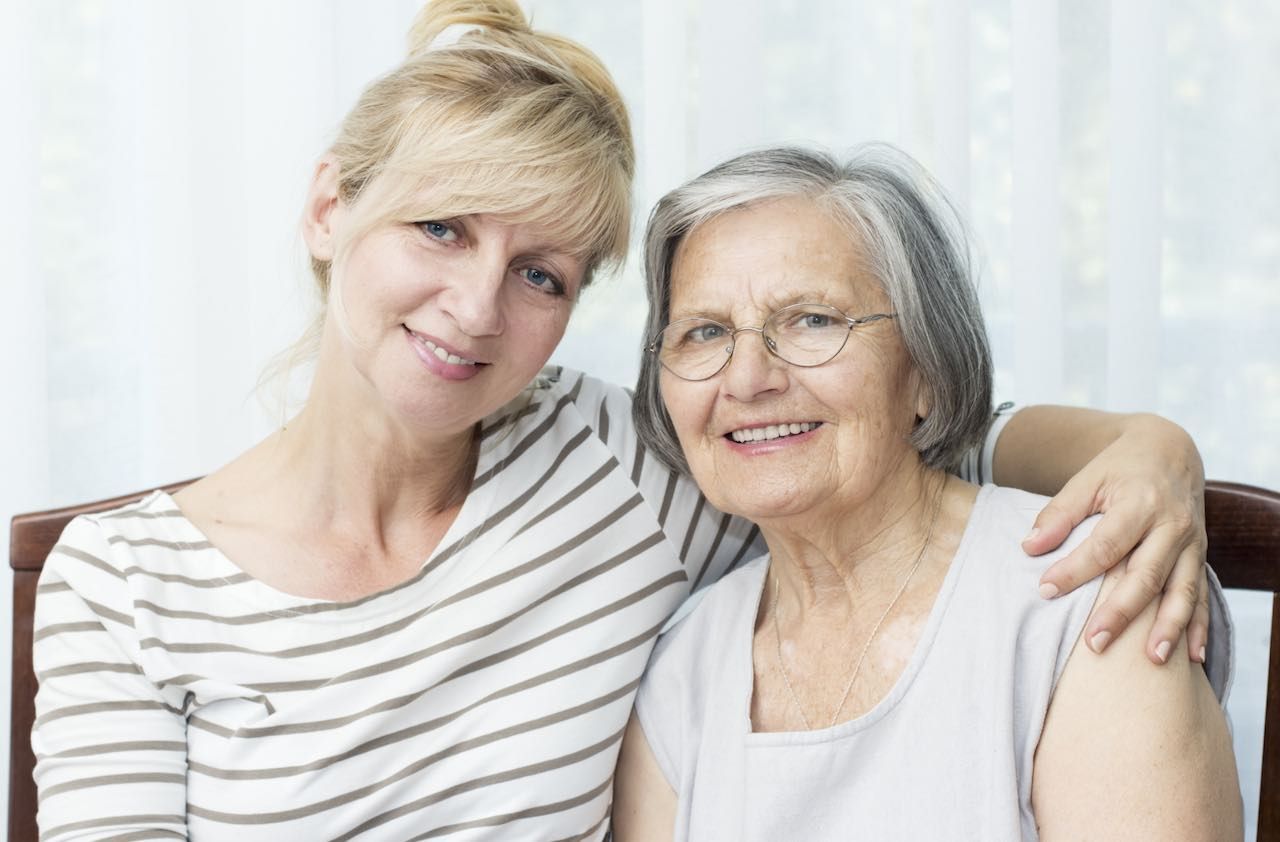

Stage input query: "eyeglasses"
[{"left": 647, "top": 303, "right": 897, "bottom": 381}]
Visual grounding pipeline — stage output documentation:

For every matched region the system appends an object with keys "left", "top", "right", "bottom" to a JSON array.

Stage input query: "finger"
[
  {"left": 1038, "top": 505, "right": 1148, "bottom": 602},
  {"left": 1023, "top": 474, "right": 1100, "bottom": 557},
  {"left": 1083, "top": 525, "right": 1181, "bottom": 654},
  {"left": 1142, "top": 544, "right": 1203, "bottom": 664},
  {"left": 1185, "top": 567, "right": 1210, "bottom": 663}
]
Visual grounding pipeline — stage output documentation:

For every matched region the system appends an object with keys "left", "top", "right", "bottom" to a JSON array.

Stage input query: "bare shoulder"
[{"left": 1031, "top": 566, "right": 1241, "bottom": 841}]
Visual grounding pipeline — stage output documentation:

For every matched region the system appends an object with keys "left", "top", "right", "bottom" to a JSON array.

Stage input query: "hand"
[{"left": 1021, "top": 414, "right": 1208, "bottom": 665}]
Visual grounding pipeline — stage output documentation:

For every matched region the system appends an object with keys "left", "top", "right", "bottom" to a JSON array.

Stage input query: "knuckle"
[
  {"left": 1162, "top": 581, "right": 1199, "bottom": 621},
  {"left": 1103, "top": 601, "right": 1138, "bottom": 627},
  {"left": 1131, "top": 483, "right": 1161, "bottom": 513},
  {"left": 1128, "top": 565, "right": 1165, "bottom": 601},
  {"left": 1086, "top": 535, "right": 1124, "bottom": 573},
  {"left": 1175, "top": 578, "right": 1200, "bottom": 607},
  {"left": 1165, "top": 507, "right": 1196, "bottom": 537}
]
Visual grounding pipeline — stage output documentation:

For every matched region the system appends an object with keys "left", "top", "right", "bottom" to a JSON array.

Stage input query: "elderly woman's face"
[{"left": 659, "top": 196, "right": 928, "bottom": 523}]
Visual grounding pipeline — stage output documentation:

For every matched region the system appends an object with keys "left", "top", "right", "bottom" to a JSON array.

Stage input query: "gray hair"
[{"left": 632, "top": 143, "right": 993, "bottom": 474}]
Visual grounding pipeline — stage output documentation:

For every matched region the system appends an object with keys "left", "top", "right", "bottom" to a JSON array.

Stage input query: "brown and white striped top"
[
  {"left": 32, "top": 368, "right": 991, "bottom": 840},
  {"left": 32, "top": 369, "right": 763, "bottom": 840}
]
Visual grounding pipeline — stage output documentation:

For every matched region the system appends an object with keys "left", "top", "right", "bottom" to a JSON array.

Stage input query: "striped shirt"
[{"left": 32, "top": 368, "right": 990, "bottom": 840}]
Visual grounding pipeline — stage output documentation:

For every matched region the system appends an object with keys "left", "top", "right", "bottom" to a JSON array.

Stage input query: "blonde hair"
[
  {"left": 262, "top": 0, "right": 635, "bottom": 415},
  {"left": 317, "top": 0, "right": 634, "bottom": 297}
]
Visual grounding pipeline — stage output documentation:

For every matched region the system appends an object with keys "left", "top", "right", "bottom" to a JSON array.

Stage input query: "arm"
[
  {"left": 612, "top": 713, "right": 677, "bottom": 842},
  {"left": 992, "top": 406, "right": 1208, "bottom": 663},
  {"left": 1030, "top": 566, "right": 1241, "bottom": 840},
  {"left": 33, "top": 519, "right": 188, "bottom": 839}
]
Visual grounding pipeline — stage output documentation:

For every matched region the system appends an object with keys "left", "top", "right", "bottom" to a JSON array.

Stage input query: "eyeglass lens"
[{"left": 656, "top": 303, "right": 855, "bottom": 380}]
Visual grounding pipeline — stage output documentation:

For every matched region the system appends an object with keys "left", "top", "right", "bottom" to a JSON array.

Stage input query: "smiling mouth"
[
  {"left": 405, "top": 328, "right": 481, "bottom": 366},
  {"left": 728, "top": 422, "right": 821, "bottom": 443}
]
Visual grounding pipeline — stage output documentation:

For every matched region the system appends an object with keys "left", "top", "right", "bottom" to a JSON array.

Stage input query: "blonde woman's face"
[{"left": 325, "top": 206, "right": 584, "bottom": 436}]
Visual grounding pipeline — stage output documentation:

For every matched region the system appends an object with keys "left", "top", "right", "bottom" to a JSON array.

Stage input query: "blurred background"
[{"left": 1, "top": 0, "right": 1276, "bottom": 835}]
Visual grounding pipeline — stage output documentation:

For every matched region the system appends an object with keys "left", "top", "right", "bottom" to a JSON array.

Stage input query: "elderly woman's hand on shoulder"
[{"left": 994, "top": 405, "right": 1210, "bottom": 665}]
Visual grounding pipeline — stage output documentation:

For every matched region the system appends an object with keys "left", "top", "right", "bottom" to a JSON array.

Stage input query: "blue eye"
[
  {"left": 419, "top": 221, "right": 458, "bottom": 242},
  {"left": 778, "top": 309, "right": 835, "bottom": 331},
  {"left": 519, "top": 267, "right": 565, "bottom": 296},
  {"left": 686, "top": 322, "right": 727, "bottom": 343}
]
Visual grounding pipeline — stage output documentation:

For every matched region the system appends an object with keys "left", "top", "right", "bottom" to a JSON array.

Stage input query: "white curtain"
[{"left": 3, "top": 0, "right": 1276, "bottom": 834}]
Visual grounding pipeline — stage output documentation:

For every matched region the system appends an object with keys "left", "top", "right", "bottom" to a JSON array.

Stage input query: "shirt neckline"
[
  {"left": 123, "top": 405, "right": 541, "bottom": 621},
  {"left": 741, "top": 483, "right": 994, "bottom": 744}
]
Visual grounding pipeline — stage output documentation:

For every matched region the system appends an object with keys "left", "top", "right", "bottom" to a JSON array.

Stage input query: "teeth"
[
  {"left": 729, "top": 422, "right": 818, "bottom": 444},
  {"left": 419, "top": 336, "right": 477, "bottom": 366}
]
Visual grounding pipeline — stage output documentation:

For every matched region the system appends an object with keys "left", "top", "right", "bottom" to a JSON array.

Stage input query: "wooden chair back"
[
  {"left": 1202, "top": 481, "right": 1280, "bottom": 839},
  {"left": 7, "top": 479, "right": 1280, "bottom": 840}
]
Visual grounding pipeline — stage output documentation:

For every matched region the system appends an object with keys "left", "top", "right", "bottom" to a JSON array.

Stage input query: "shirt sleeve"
[
  {"left": 582, "top": 375, "right": 765, "bottom": 599},
  {"left": 957, "top": 401, "right": 1016, "bottom": 485},
  {"left": 32, "top": 516, "right": 189, "bottom": 840},
  {"left": 631, "top": 621, "right": 690, "bottom": 790}
]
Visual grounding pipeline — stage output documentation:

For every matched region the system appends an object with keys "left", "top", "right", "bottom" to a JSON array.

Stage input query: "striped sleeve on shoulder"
[
  {"left": 33, "top": 514, "right": 189, "bottom": 840},
  {"left": 959, "top": 401, "right": 1016, "bottom": 485},
  {"left": 569, "top": 371, "right": 763, "bottom": 597}
]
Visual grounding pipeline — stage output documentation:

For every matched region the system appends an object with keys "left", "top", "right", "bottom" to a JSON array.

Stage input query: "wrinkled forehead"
[{"left": 667, "top": 197, "right": 887, "bottom": 317}]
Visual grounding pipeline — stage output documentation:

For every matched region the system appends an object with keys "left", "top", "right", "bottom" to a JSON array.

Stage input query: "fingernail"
[
  {"left": 1023, "top": 527, "right": 1040, "bottom": 545},
  {"left": 1155, "top": 640, "right": 1171, "bottom": 663},
  {"left": 1038, "top": 582, "right": 1059, "bottom": 600},
  {"left": 1089, "top": 630, "right": 1112, "bottom": 652},
  {"left": 1198, "top": 645, "right": 1207, "bottom": 663}
]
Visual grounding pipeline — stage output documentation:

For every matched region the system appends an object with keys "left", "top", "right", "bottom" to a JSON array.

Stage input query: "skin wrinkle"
[{"left": 660, "top": 196, "right": 978, "bottom": 730}]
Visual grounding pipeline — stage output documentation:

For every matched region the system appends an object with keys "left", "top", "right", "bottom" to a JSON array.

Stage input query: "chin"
[{"left": 705, "top": 488, "right": 814, "bottom": 524}]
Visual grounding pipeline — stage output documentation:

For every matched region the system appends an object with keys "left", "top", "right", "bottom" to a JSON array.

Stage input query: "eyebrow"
[{"left": 669, "top": 292, "right": 845, "bottom": 322}]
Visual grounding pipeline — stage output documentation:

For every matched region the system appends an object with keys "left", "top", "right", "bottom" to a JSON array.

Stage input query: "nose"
[
  {"left": 720, "top": 328, "right": 788, "bottom": 401},
  {"left": 442, "top": 254, "right": 506, "bottom": 337}
]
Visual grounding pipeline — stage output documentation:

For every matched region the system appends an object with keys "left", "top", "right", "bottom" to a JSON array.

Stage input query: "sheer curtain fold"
[
  {"left": 1010, "top": 1, "right": 1064, "bottom": 406},
  {"left": 1106, "top": 0, "right": 1165, "bottom": 412},
  {"left": 641, "top": 0, "right": 689, "bottom": 215},
  {"left": 693, "top": 0, "right": 767, "bottom": 172},
  {"left": 5, "top": 2, "right": 1275, "bottom": 837},
  {"left": 1, "top": 12, "right": 44, "bottom": 836},
  {"left": 931, "top": 0, "right": 972, "bottom": 209}
]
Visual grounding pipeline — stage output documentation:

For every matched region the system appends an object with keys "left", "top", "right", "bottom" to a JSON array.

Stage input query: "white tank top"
[{"left": 633, "top": 485, "right": 1233, "bottom": 841}]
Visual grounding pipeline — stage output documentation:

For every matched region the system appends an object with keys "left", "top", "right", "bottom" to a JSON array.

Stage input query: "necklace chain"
[{"left": 770, "top": 493, "right": 943, "bottom": 730}]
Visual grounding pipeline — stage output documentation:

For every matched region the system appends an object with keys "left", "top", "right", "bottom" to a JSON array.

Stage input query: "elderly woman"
[
  {"left": 613, "top": 146, "right": 1240, "bottom": 840},
  {"left": 31, "top": 2, "right": 1220, "bottom": 838}
]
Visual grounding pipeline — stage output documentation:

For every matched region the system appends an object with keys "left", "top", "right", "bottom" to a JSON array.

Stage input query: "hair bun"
[{"left": 408, "top": 0, "right": 529, "bottom": 57}]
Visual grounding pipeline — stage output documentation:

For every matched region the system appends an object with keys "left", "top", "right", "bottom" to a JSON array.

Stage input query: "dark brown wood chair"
[
  {"left": 8, "top": 479, "right": 1280, "bottom": 840},
  {"left": 1204, "top": 481, "right": 1280, "bottom": 840}
]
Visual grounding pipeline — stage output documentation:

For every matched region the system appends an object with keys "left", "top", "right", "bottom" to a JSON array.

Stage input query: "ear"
[
  {"left": 910, "top": 367, "right": 932, "bottom": 423},
  {"left": 302, "top": 157, "right": 343, "bottom": 262}
]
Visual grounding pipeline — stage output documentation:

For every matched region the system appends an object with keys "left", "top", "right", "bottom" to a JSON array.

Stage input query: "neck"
[
  {"left": 759, "top": 461, "right": 952, "bottom": 608},
  {"left": 265, "top": 351, "right": 479, "bottom": 540}
]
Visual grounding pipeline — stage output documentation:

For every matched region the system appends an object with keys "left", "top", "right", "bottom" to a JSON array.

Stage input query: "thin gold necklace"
[{"left": 770, "top": 493, "right": 942, "bottom": 730}]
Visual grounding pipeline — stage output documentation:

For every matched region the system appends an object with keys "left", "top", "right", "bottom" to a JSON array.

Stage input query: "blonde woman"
[{"left": 33, "top": 3, "right": 1214, "bottom": 839}]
